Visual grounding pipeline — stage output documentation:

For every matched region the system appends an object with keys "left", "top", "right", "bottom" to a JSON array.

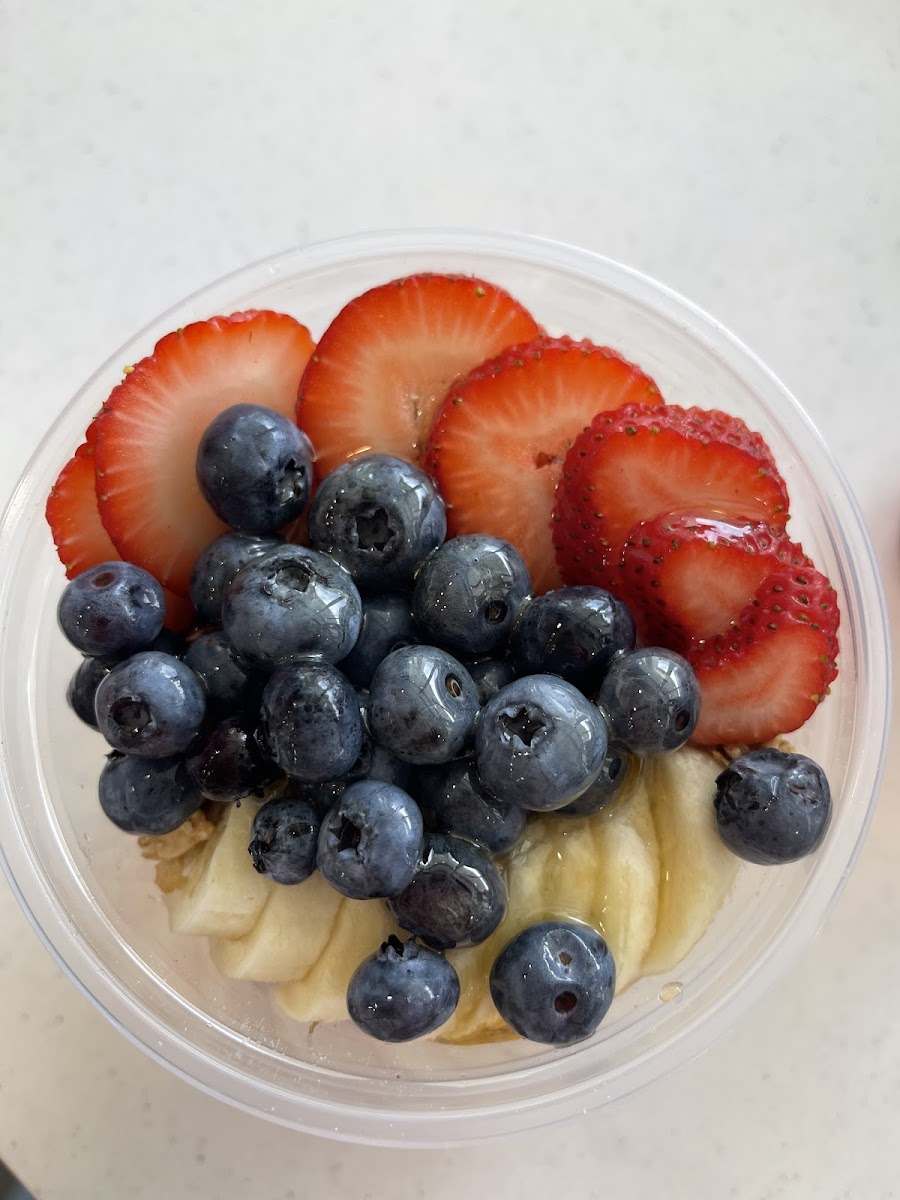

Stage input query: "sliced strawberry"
[
  {"left": 93, "top": 311, "right": 315, "bottom": 594},
  {"left": 553, "top": 403, "right": 790, "bottom": 594},
  {"left": 617, "top": 514, "right": 812, "bottom": 648},
  {"left": 425, "top": 337, "right": 663, "bottom": 593},
  {"left": 296, "top": 273, "right": 541, "bottom": 478},
  {"left": 46, "top": 444, "right": 195, "bottom": 632},
  {"left": 689, "top": 565, "right": 839, "bottom": 745},
  {"left": 47, "top": 443, "right": 111, "bottom": 580}
]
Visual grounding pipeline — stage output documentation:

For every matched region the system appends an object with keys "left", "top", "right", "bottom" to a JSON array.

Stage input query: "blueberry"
[
  {"left": 388, "top": 833, "right": 507, "bottom": 949},
  {"left": 596, "top": 647, "right": 700, "bottom": 756},
  {"left": 347, "top": 935, "right": 460, "bottom": 1042},
  {"left": 714, "top": 747, "right": 832, "bottom": 864},
  {"left": 489, "top": 921, "right": 615, "bottom": 1045},
  {"left": 94, "top": 651, "right": 206, "bottom": 757},
  {"left": 510, "top": 586, "right": 635, "bottom": 692},
  {"left": 67, "top": 656, "right": 115, "bottom": 728},
  {"left": 196, "top": 403, "right": 314, "bottom": 534},
  {"left": 413, "top": 759, "right": 526, "bottom": 853},
  {"left": 248, "top": 795, "right": 320, "bottom": 884},
  {"left": 281, "top": 780, "right": 346, "bottom": 821},
  {"left": 185, "top": 714, "right": 281, "bottom": 802},
  {"left": 148, "top": 628, "right": 188, "bottom": 657},
  {"left": 223, "top": 545, "right": 362, "bottom": 671},
  {"left": 307, "top": 454, "right": 446, "bottom": 591},
  {"left": 468, "top": 658, "right": 517, "bottom": 706},
  {"left": 367, "top": 646, "right": 479, "bottom": 765},
  {"left": 346, "top": 727, "right": 415, "bottom": 792},
  {"left": 189, "top": 531, "right": 283, "bottom": 626},
  {"left": 557, "top": 749, "right": 630, "bottom": 817},
  {"left": 412, "top": 535, "right": 531, "bottom": 658},
  {"left": 184, "top": 631, "right": 261, "bottom": 715},
  {"left": 58, "top": 561, "right": 165, "bottom": 658},
  {"left": 338, "top": 593, "right": 419, "bottom": 689},
  {"left": 99, "top": 752, "right": 204, "bottom": 835},
  {"left": 259, "top": 661, "right": 363, "bottom": 782},
  {"left": 475, "top": 675, "right": 609, "bottom": 812},
  {"left": 317, "top": 780, "right": 424, "bottom": 899}
]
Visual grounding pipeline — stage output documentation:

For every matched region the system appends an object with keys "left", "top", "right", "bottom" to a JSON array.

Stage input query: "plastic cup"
[{"left": 0, "top": 230, "right": 889, "bottom": 1146}]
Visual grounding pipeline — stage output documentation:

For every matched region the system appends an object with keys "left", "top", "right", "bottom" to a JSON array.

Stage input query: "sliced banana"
[
  {"left": 159, "top": 745, "right": 740, "bottom": 1040},
  {"left": 587, "top": 776, "right": 659, "bottom": 989},
  {"left": 436, "top": 768, "right": 660, "bottom": 1044},
  {"left": 439, "top": 833, "right": 555, "bottom": 1044},
  {"left": 276, "top": 898, "right": 399, "bottom": 1025},
  {"left": 209, "top": 871, "right": 344, "bottom": 983},
  {"left": 641, "top": 745, "right": 739, "bottom": 977},
  {"left": 165, "top": 799, "right": 272, "bottom": 938}
]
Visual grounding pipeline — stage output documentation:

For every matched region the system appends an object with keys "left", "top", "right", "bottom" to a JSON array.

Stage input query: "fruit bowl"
[{"left": 0, "top": 229, "right": 889, "bottom": 1146}]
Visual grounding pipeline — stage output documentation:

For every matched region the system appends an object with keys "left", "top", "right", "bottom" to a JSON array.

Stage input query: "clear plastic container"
[{"left": 0, "top": 230, "right": 889, "bottom": 1146}]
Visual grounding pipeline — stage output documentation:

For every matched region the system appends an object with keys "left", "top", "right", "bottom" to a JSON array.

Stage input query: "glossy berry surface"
[
  {"left": 307, "top": 453, "right": 446, "bottom": 591},
  {"left": 347, "top": 935, "right": 460, "bottom": 1042},
  {"left": 67, "top": 656, "right": 115, "bottom": 728},
  {"left": 189, "top": 531, "right": 283, "bottom": 625},
  {"left": 489, "top": 920, "right": 616, "bottom": 1045},
  {"left": 317, "top": 780, "right": 424, "bottom": 899},
  {"left": 367, "top": 646, "right": 479, "bottom": 765},
  {"left": 412, "top": 534, "right": 531, "bottom": 657},
  {"left": 185, "top": 714, "right": 280, "bottom": 802},
  {"left": 58, "top": 561, "right": 165, "bottom": 658},
  {"left": 714, "top": 747, "right": 832, "bottom": 864},
  {"left": 248, "top": 795, "right": 320, "bottom": 884},
  {"left": 467, "top": 658, "right": 517, "bottom": 706},
  {"left": 99, "top": 752, "right": 204, "bottom": 835},
  {"left": 196, "top": 403, "right": 314, "bottom": 533},
  {"left": 338, "top": 592, "right": 419, "bottom": 689},
  {"left": 596, "top": 647, "right": 700, "bottom": 756},
  {"left": 413, "top": 758, "right": 526, "bottom": 853},
  {"left": 557, "top": 749, "right": 629, "bottom": 817},
  {"left": 94, "top": 651, "right": 206, "bottom": 758},
  {"left": 475, "top": 675, "right": 609, "bottom": 811},
  {"left": 223, "top": 544, "right": 362, "bottom": 671},
  {"left": 510, "top": 585, "right": 635, "bottom": 691},
  {"left": 346, "top": 728, "right": 415, "bottom": 793},
  {"left": 184, "top": 630, "right": 261, "bottom": 716},
  {"left": 259, "top": 661, "right": 363, "bottom": 782},
  {"left": 388, "top": 833, "right": 507, "bottom": 949}
]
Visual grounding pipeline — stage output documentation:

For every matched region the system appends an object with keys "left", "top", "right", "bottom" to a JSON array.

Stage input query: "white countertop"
[{"left": 2, "top": 2, "right": 899, "bottom": 1196}]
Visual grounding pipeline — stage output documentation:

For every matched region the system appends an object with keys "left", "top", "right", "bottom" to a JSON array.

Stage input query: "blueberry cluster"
[{"left": 58, "top": 402, "right": 718, "bottom": 1047}]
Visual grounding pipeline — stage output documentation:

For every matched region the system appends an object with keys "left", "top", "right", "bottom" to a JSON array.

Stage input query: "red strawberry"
[
  {"left": 296, "top": 273, "right": 541, "bottom": 478},
  {"left": 617, "top": 514, "right": 812, "bottom": 648},
  {"left": 553, "top": 403, "right": 790, "bottom": 593},
  {"left": 425, "top": 337, "right": 663, "bottom": 594},
  {"left": 46, "top": 444, "right": 195, "bottom": 632},
  {"left": 93, "top": 310, "right": 315, "bottom": 594},
  {"left": 689, "top": 565, "right": 839, "bottom": 745}
]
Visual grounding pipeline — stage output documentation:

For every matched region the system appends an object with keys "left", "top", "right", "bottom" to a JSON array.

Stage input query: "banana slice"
[
  {"left": 587, "top": 776, "right": 659, "bottom": 989},
  {"left": 209, "top": 871, "right": 344, "bottom": 983},
  {"left": 439, "top": 832, "right": 555, "bottom": 1044},
  {"left": 276, "top": 898, "right": 399, "bottom": 1025},
  {"left": 165, "top": 799, "right": 272, "bottom": 938},
  {"left": 436, "top": 769, "right": 660, "bottom": 1044},
  {"left": 641, "top": 746, "right": 739, "bottom": 976}
]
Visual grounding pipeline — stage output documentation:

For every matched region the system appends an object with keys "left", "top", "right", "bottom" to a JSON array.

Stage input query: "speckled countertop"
[{"left": 2, "top": 2, "right": 899, "bottom": 1196}]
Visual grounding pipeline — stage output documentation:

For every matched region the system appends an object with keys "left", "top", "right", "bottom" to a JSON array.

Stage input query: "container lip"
[{"left": 0, "top": 228, "right": 891, "bottom": 1147}]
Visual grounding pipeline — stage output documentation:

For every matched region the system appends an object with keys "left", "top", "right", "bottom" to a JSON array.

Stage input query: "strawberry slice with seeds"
[
  {"left": 296, "top": 273, "right": 541, "bottom": 478},
  {"left": 689, "top": 564, "right": 839, "bottom": 745},
  {"left": 425, "top": 337, "right": 663, "bottom": 594},
  {"left": 553, "top": 402, "right": 790, "bottom": 593},
  {"left": 617, "top": 514, "right": 812, "bottom": 649},
  {"left": 46, "top": 444, "right": 194, "bottom": 631},
  {"left": 93, "top": 311, "right": 315, "bottom": 594}
]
